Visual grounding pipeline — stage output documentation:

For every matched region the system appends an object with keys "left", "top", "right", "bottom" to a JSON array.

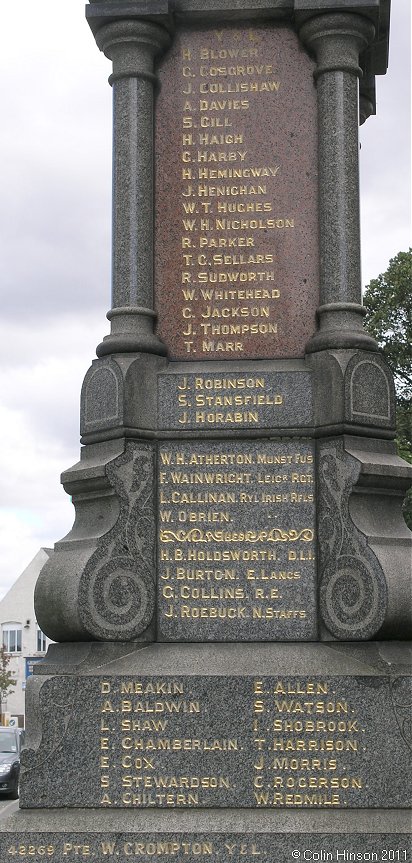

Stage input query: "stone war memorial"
[{"left": 2, "top": 0, "right": 411, "bottom": 859}]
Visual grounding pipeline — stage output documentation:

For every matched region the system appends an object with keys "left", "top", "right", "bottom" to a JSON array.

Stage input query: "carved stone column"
[
  {"left": 34, "top": 9, "right": 173, "bottom": 643},
  {"left": 90, "top": 17, "right": 171, "bottom": 357},
  {"left": 300, "top": 13, "right": 378, "bottom": 353}
]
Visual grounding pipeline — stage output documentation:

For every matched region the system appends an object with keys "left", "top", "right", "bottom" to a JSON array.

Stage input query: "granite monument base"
[
  {"left": 1, "top": 809, "right": 410, "bottom": 862},
  {"left": 1, "top": 642, "right": 410, "bottom": 860}
]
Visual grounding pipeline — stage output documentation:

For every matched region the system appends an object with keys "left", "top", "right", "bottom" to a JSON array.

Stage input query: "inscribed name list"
[
  {"left": 155, "top": 25, "right": 319, "bottom": 360},
  {"left": 158, "top": 369, "right": 313, "bottom": 430},
  {"left": 19, "top": 673, "right": 412, "bottom": 809},
  {"left": 157, "top": 440, "right": 316, "bottom": 640}
]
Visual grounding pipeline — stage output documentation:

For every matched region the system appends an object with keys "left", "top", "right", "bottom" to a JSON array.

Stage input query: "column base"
[
  {"left": 306, "top": 303, "right": 379, "bottom": 353},
  {"left": 97, "top": 306, "right": 168, "bottom": 357},
  {"left": 96, "top": 333, "right": 168, "bottom": 357}
]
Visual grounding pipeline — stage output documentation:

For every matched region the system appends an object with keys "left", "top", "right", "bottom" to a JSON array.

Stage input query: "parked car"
[{"left": 0, "top": 727, "right": 25, "bottom": 799}]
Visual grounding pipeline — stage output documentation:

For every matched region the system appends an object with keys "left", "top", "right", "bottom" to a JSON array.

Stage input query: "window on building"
[
  {"left": 2, "top": 624, "right": 22, "bottom": 654},
  {"left": 37, "top": 628, "right": 47, "bottom": 653}
]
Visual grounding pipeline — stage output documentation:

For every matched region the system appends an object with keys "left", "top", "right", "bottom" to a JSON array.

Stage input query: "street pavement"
[{"left": 0, "top": 798, "right": 19, "bottom": 822}]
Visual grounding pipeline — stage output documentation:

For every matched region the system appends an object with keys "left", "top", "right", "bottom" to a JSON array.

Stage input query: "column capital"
[
  {"left": 86, "top": 4, "right": 173, "bottom": 359},
  {"left": 93, "top": 18, "right": 172, "bottom": 82},
  {"left": 299, "top": 11, "right": 378, "bottom": 353},
  {"left": 86, "top": 1, "right": 173, "bottom": 38},
  {"left": 299, "top": 12, "right": 375, "bottom": 78}
]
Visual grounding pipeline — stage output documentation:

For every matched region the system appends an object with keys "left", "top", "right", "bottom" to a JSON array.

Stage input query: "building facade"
[{"left": 0, "top": 549, "right": 52, "bottom": 726}]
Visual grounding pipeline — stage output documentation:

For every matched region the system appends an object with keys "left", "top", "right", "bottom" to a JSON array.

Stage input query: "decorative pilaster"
[
  {"left": 90, "top": 16, "right": 171, "bottom": 357},
  {"left": 300, "top": 14, "right": 378, "bottom": 353}
]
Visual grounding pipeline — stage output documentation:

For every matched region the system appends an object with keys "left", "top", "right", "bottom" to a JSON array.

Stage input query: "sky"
[{"left": 0, "top": 1, "right": 410, "bottom": 602}]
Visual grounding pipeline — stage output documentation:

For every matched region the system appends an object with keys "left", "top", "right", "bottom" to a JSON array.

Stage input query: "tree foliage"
[
  {"left": 363, "top": 249, "right": 412, "bottom": 528},
  {"left": 363, "top": 249, "right": 412, "bottom": 405},
  {"left": 0, "top": 647, "right": 16, "bottom": 714}
]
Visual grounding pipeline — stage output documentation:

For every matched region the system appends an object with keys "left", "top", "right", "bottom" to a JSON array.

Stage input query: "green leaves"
[
  {"left": 363, "top": 249, "right": 412, "bottom": 404},
  {"left": 364, "top": 250, "right": 412, "bottom": 528},
  {"left": 0, "top": 647, "right": 16, "bottom": 703}
]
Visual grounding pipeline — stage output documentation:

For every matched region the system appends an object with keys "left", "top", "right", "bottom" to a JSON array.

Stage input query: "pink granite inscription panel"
[{"left": 155, "top": 25, "right": 319, "bottom": 360}]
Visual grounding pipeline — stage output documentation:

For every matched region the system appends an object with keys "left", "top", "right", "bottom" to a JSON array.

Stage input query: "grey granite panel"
[
  {"left": 81, "top": 358, "right": 123, "bottom": 432},
  {"left": 157, "top": 439, "right": 316, "bottom": 640},
  {"left": 344, "top": 351, "right": 395, "bottom": 428},
  {"left": 0, "top": 830, "right": 410, "bottom": 863},
  {"left": 158, "top": 369, "right": 313, "bottom": 430},
  {"left": 20, "top": 671, "right": 411, "bottom": 809},
  {"left": 307, "top": 349, "right": 398, "bottom": 436}
]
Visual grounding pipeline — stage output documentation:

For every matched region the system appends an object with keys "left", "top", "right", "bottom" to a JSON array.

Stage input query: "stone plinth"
[
  {"left": 18, "top": 643, "right": 412, "bottom": 812},
  {"left": 1, "top": 643, "right": 410, "bottom": 860}
]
